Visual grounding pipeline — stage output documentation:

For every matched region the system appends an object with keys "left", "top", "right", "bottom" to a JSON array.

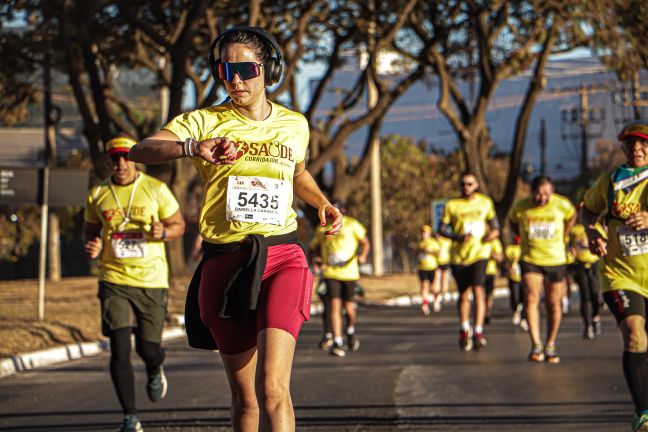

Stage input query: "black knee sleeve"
[{"left": 135, "top": 336, "right": 165, "bottom": 375}]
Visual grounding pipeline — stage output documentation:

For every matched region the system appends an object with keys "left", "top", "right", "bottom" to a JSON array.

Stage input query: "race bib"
[
  {"left": 617, "top": 225, "right": 648, "bottom": 257},
  {"left": 111, "top": 232, "right": 146, "bottom": 259},
  {"left": 418, "top": 252, "right": 429, "bottom": 262},
  {"left": 226, "top": 176, "right": 289, "bottom": 226},
  {"left": 328, "top": 252, "right": 352, "bottom": 266},
  {"left": 463, "top": 221, "right": 485, "bottom": 239},
  {"left": 529, "top": 222, "right": 556, "bottom": 240}
]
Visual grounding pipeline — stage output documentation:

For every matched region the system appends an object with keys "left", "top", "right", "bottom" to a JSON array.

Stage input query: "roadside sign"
[
  {"left": 431, "top": 199, "right": 446, "bottom": 231},
  {"left": 0, "top": 167, "right": 88, "bottom": 206}
]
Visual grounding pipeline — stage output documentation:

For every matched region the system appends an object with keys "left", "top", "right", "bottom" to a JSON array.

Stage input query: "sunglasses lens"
[{"left": 218, "top": 62, "right": 261, "bottom": 81}]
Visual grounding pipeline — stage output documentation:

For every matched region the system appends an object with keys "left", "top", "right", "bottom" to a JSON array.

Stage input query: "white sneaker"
[
  {"left": 433, "top": 300, "right": 442, "bottom": 313},
  {"left": 562, "top": 297, "right": 570, "bottom": 314},
  {"left": 512, "top": 305, "right": 522, "bottom": 326},
  {"left": 421, "top": 303, "right": 431, "bottom": 316},
  {"left": 519, "top": 319, "right": 529, "bottom": 332}
]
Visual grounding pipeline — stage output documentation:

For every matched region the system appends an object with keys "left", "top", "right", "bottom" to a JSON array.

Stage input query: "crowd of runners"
[{"left": 79, "top": 25, "right": 648, "bottom": 432}]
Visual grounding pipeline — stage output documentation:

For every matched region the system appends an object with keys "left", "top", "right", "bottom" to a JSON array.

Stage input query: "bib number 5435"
[{"left": 237, "top": 191, "right": 279, "bottom": 209}]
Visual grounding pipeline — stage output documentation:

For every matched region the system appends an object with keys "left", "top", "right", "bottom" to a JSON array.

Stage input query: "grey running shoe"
[
  {"left": 544, "top": 344, "right": 560, "bottom": 364},
  {"left": 472, "top": 333, "right": 487, "bottom": 351},
  {"left": 118, "top": 414, "right": 143, "bottom": 432},
  {"left": 459, "top": 329, "right": 473, "bottom": 352},
  {"left": 528, "top": 343, "right": 545, "bottom": 362},
  {"left": 319, "top": 335, "right": 334, "bottom": 350},
  {"left": 146, "top": 366, "right": 167, "bottom": 403},
  {"left": 592, "top": 319, "right": 602, "bottom": 336},
  {"left": 583, "top": 325, "right": 595, "bottom": 340},
  {"left": 329, "top": 342, "right": 346, "bottom": 357},
  {"left": 347, "top": 333, "right": 360, "bottom": 352}
]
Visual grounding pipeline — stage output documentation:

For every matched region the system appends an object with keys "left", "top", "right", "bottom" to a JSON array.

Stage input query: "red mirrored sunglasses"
[{"left": 218, "top": 62, "right": 264, "bottom": 81}]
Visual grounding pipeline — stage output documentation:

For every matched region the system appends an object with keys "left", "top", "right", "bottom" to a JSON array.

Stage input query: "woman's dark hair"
[
  {"left": 218, "top": 30, "right": 271, "bottom": 63},
  {"left": 531, "top": 175, "right": 553, "bottom": 192}
]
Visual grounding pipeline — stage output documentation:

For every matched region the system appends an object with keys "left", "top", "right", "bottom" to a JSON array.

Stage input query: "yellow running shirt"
[
  {"left": 436, "top": 236, "right": 452, "bottom": 266},
  {"left": 311, "top": 216, "right": 367, "bottom": 281},
  {"left": 164, "top": 101, "right": 308, "bottom": 243},
  {"left": 84, "top": 173, "right": 180, "bottom": 288},
  {"left": 583, "top": 169, "right": 648, "bottom": 296},
  {"left": 418, "top": 237, "right": 440, "bottom": 271},
  {"left": 570, "top": 223, "right": 600, "bottom": 266},
  {"left": 486, "top": 239, "right": 503, "bottom": 275},
  {"left": 505, "top": 244, "right": 522, "bottom": 283},
  {"left": 508, "top": 194, "right": 576, "bottom": 267},
  {"left": 441, "top": 192, "right": 497, "bottom": 265}
]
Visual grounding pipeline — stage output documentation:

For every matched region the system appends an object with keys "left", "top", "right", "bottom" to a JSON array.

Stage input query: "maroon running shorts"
[{"left": 199, "top": 243, "right": 313, "bottom": 355}]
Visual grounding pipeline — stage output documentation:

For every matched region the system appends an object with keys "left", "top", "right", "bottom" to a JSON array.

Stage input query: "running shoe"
[
  {"left": 583, "top": 325, "right": 595, "bottom": 340},
  {"left": 544, "top": 343, "right": 560, "bottom": 364},
  {"left": 347, "top": 333, "right": 360, "bottom": 352},
  {"left": 319, "top": 335, "right": 334, "bottom": 350},
  {"left": 633, "top": 412, "right": 648, "bottom": 432},
  {"left": 421, "top": 303, "right": 431, "bottom": 316},
  {"left": 528, "top": 343, "right": 545, "bottom": 362},
  {"left": 512, "top": 305, "right": 522, "bottom": 326},
  {"left": 562, "top": 297, "right": 570, "bottom": 314},
  {"left": 472, "top": 332, "right": 487, "bottom": 351},
  {"left": 329, "top": 342, "right": 346, "bottom": 357},
  {"left": 519, "top": 318, "right": 529, "bottom": 332},
  {"left": 459, "top": 329, "right": 473, "bottom": 352},
  {"left": 592, "top": 319, "right": 602, "bottom": 336},
  {"left": 146, "top": 366, "right": 167, "bottom": 402},
  {"left": 119, "top": 414, "right": 143, "bottom": 432},
  {"left": 433, "top": 299, "right": 442, "bottom": 313}
]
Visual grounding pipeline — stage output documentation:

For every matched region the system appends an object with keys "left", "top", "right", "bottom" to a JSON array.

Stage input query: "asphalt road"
[{"left": 0, "top": 299, "right": 633, "bottom": 431}]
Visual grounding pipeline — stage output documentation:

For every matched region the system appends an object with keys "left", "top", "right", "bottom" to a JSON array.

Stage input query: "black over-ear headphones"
[{"left": 209, "top": 26, "right": 283, "bottom": 86}]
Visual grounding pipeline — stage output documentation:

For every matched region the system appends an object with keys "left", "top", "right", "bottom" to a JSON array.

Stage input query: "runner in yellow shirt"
[
  {"left": 439, "top": 172, "right": 500, "bottom": 351},
  {"left": 509, "top": 176, "right": 576, "bottom": 364},
  {"left": 581, "top": 121, "right": 648, "bottom": 432},
  {"left": 417, "top": 225, "right": 440, "bottom": 316},
  {"left": 434, "top": 233, "right": 452, "bottom": 309},
  {"left": 84, "top": 136, "right": 185, "bottom": 432},
  {"left": 310, "top": 205, "right": 370, "bottom": 356},
  {"left": 128, "top": 27, "right": 342, "bottom": 431},
  {"left": 569, "top": 221, "right": 601, "bottom": 339},
  {"left": 484, "top": 238, "right": 504, "bottom": 324},
  {"left": 504, "top": 236, "right": 526, "bottom": 328}
]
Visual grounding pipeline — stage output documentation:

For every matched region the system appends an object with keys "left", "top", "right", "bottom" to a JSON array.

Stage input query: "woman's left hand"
[
  {"left": 318, "top": 203, "right": 342, "bottom": 235},
  {"left": 626, "top": 211, "right": 648, "bottom": 231}
]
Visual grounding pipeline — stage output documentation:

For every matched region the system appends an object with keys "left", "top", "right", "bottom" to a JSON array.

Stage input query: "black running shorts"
[
  {"left": 418, "top": 269, "right": 436, "bottom": 282},
  {"left": 451, "top": 259, "right": 488, "bottom": 293},
  {"left": 520, "top": 261, "right": 566, "bottom": 284},
  {"left": 603, "top": 289, "right": 648, "bottom": 324},
  {"left": 325, "top": 279, "right": 357, "bottom": 300}
]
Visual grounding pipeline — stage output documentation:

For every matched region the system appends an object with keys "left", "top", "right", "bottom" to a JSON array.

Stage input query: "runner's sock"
[
  {"left": 346, "top": 326, "right": 355, "bottom": 335},
  {"left": 334, "top": 336, "right": 344, "bottom": 346},
  {"left": 623, "top": 351, "right": 648, "bottom": 412},
  {"left": 474, "top": 326, "right": 483, "bottom": 334},
  {"left": 461, "top": 321, "right": 471, "bottom": 331}
]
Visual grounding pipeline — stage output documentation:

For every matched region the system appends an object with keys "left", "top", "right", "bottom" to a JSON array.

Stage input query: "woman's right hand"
[{"left": 195, "top": 138, "right": 238, "bottom": 165}]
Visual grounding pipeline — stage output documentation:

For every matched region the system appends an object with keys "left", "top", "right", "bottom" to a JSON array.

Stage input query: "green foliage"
[{"left": 348, "top": 135, "right": 462, "bottom": 245}]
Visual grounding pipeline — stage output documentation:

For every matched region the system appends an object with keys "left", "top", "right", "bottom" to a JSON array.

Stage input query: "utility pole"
[
  {"left": 579, "top": 86, "right": 589, "bottom": 180},
  {"left": 368, "top": 0, "right": 383, "bottom": 276},
  {"left": 539, "top": 118, "right": 546, "bottom": 176}
]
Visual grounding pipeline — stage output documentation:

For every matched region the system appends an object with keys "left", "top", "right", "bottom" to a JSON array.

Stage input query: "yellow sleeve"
[
  {"left": 293, "top": 115, "right": 309, "bottom": 164},
  {"left": 163, "top": 109, "right": 205, "bottom": 141},
  {"left": 441, "top": 201, "right": 452, "bottom": 224},
  {"left": 157, "top": 182, "right": 181, "bottom": 220},
  {"left": 561, "top": 196, "right": 576, "bottom": 220},
  {"left": 486, "top": 196, "right": 497, "bottom": 221},
  {"left": 583, "top": 172, "right": 610, "bottom": 214},
  {"left": 83, "top": 187, "right": 101, "bottom": 224},
  {"left": 353, "top": 220, "right": 367, "bottom": 240},
  {"left": 493, "top": 239, "right": 503, "bottom": 254}
]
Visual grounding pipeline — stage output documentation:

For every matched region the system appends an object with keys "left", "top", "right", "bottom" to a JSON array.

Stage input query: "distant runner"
[
  {"left": 439, "top": 172, "right": 500, "bottom": 351},
  {"left": 84, "top": 136, "right": 185, "bottom": 432}
]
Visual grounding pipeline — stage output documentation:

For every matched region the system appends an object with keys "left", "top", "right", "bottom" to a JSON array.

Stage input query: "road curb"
[{"left": 0, "top": 322, "right": 186, "bottom": 380}]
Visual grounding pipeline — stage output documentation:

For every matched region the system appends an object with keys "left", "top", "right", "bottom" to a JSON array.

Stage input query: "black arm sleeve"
[{"left": 438, "top": 223, "right": 464, "bottom": 242}]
